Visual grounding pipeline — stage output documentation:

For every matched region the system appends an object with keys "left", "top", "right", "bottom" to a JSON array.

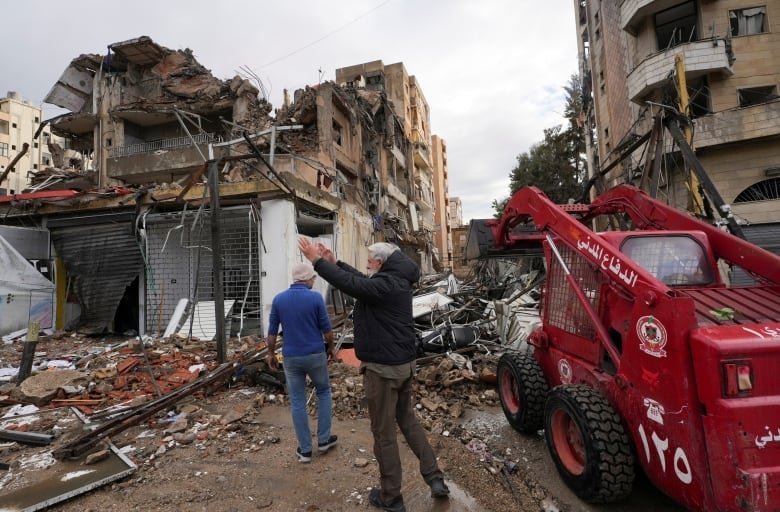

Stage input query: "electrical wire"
[{"left": 258, "top": 0, "right": 394, "bottom": 68}]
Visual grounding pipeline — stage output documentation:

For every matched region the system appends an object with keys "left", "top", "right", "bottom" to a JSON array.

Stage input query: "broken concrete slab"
[{"left": 19, "top": 370, "right": 88, "bottom": 405}]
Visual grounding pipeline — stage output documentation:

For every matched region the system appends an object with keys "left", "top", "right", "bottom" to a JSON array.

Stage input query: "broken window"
[
  {"left": 730, "top": 6, "right": 767, "bottom": 36},
  {"left": 655, "top": 0, "right": 697, "bottom": 50},
  {"left": 332, "top": 120, "right": 343, "bottom": 146},
  {"left": 738, "top": 85, "right": 778, "bottom": 107},
  {"left": 687, "top": 76, "right": 711, "bottom": 117}
]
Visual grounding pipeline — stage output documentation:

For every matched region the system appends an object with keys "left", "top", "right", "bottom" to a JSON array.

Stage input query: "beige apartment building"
[
  {"left": 576, "top": 0, "right": 780, "bottom": 248},
  {"left": 0, "top": 91, "right": 54, "bottom": 195},
  {"left": 431, "top": 135, "right": 452, "bottom": 269},
  {"left": 336, "top": 61, "right": 453, "bottom": 270}
]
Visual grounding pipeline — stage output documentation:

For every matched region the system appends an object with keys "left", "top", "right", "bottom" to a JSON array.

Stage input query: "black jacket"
[{"left": 313, "top": 251, "right": 420, "bottom": 365}]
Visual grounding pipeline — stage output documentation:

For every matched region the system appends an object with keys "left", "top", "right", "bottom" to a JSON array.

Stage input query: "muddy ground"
[{"left": 1, "top": 362, "right": 685, "bottom": 512}]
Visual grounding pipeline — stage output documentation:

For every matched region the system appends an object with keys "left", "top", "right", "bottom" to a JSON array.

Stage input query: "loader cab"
[{"left": 601, "top": 231, "right": 719, "bottom": 287}]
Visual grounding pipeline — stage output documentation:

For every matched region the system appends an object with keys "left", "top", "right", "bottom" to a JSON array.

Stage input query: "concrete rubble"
[{"left": 0, "top": 262, "right": 550, "bottom": 508}]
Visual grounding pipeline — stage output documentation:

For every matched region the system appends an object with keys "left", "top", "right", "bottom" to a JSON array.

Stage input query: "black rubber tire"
[
  {"left": 497, "top": 352, "right": 549, "bottom": 433},
  {"left": 544, "top": 385, "right": 634, "bottom": 503}
]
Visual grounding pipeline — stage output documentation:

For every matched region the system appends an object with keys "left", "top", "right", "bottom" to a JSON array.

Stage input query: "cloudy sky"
[{"left": 0, "top": 0, "right": 577, "bottom": 221}]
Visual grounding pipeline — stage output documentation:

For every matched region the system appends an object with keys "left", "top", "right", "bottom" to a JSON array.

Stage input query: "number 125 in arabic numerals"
[{"left": 638, "top": 424, "right": 693, "bottom": 485}]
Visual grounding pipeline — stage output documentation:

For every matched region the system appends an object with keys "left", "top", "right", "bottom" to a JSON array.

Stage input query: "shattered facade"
[
  {"left": 0, "top": 38, "right": 453, "bottom": 339},
  {"left": 575, "top": 0, "right": 780, "bottom": 251}
]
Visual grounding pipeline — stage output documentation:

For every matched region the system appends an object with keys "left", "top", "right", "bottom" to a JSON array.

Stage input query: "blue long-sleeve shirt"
[{"left": 268, "top": 283, "right": 332, "bottom": 357}]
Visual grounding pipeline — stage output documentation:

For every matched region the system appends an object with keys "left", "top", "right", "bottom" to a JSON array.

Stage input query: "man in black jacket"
[{"left": 298, "top": 237, "right": 449, "bottom": 512}]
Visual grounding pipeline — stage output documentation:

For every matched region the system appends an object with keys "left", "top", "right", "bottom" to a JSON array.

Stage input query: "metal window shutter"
[
  {"left": 731, "top": 223, "right": 780, "bottom": 286},
  {"left": 50, "top": 220, "right": 143, "bottom": 334}
]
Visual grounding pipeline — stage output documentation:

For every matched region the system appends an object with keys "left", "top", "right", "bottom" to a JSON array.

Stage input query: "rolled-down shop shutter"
[
  {"left": 50, "top": 214, "right": 144, "bottom": 334},
  {"left": 731, "top": 223, "right": 780, "bottom": 286}
]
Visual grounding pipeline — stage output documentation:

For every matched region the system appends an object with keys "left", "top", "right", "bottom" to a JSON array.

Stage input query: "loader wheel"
[
  {"left": 497, "top": 352, "right": 549, "bottom": 433},
  {"left": 544, "top": 385, "right": 634, "bottom": 503}
]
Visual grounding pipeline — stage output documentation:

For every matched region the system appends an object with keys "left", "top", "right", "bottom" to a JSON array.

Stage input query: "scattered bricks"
[
  {"left": 420, "top": 397, "right": 439, "bottom": 412},
  {"left": 84, "top": 449, "right": 109, "bottom": 465},
  {"left": 449, "top": 401, "right": 464, "bottom": 418},
  {"left": 113, "top": 376, "right": 130, "bottom": 389},
  {"left": 94, "top": 367, "right": 118, "bottom": 379},
  {"left": 117, "top": 358, "right": 142, "bottom": 375},
  {"left": 442, "top": 369, "right": 465, "bottom": 387},
  {"left": 479, "top": 367, "right": 497, "bottom": 385}
]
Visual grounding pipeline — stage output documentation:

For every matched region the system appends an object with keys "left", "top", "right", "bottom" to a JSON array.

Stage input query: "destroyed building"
[{"left": 0, "top": 38, "right": 453, "bottom": 339}]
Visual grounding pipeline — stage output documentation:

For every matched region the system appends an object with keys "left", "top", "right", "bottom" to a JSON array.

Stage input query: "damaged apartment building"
[{"left": 0, "top": 37, "right": 452, "bottom": 340}]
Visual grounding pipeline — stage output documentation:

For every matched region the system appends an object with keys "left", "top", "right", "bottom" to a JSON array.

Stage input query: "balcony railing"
[
  {"left": 627, "top": 39, "right": 733, "bottom": 104},
  {"left": 108, "top": 132, "right": 221, "bottom": 158}
]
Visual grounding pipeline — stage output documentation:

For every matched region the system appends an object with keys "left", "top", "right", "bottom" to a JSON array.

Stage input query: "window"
[
  {"left": 33, "top": 164, "right": 38, "bottom": 170},
  {"left": 11, "top": 145, "right": 16, "bottom": 151},
  {"left": 734, "top": 178, "right": 780, "bottom": 203},
  {"left": 730, "top": 6, "right": 767, "bottom": 36},
  {"left": 34, "top": 116, "right": 39, "bottom": 123},
  {"left": 738, "top": 86, "right": 778, "bottom": 107},
  {"left": 622, "top": 235, "right": 714, "bottom": 286},
  {"left": 687, "top": 76, "right": 711, "bottom": 117},
  {"left": 33, "top": 142, "right": 38, "bottom": 149},
  {"left": 11, "top": 122, "right": 17, "bottom": 129},
  {"left": 332, "top": 120, "right": 343, "bottom": 146},
  {"left": 655, "top": 0, "right": 697, "bottom": 50},
  {"left": 0, "top": 142, "right": 7, "bottom": 157}
]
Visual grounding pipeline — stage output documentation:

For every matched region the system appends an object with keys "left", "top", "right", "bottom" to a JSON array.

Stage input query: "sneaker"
[
  {"left": 318, "top": 434, "right": 338, "bottom": 453},
  {"left": 368, "top": 488, "right": 406, "bottom": 512},
  {"left": 296, "top": 447, "right": 312, "bottom": 463},
  {"left": 429, "top": 477, "right": 450, "bottom": 498}
]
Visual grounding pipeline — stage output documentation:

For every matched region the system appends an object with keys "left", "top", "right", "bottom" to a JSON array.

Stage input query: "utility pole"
[{"left": 208, "top": 160, "right": 226, "bottom": 363}]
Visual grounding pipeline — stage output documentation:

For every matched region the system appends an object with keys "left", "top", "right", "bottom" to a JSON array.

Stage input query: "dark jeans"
[{"left": 364, "top": 368, "right": 443, "bottom": 500}]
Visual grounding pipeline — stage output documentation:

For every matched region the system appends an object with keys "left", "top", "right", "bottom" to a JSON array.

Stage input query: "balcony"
[
  {"left": 627, "top": 39, "right": 733, "bottom": 104},
  {"left": 621, "top": 0, "right": 685, "bottom": 35},
  {"left": 693, "top": 99, "right": 780, "bottom": 149},
  {"left": 413, "top": 142, "right": 431, "bottom": 169},
  {"left": 107, "top": 133, "right": 223, "bottom": 184}
]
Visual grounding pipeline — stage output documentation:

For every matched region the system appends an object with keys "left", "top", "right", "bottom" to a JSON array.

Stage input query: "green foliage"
[{"left": 493, "top": 74, "right": 587, "bottom": 218}]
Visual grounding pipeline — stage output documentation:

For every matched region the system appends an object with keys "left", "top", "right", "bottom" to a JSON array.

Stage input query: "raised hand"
[
  {"left": 318, "top": 243, "right": 337, "bottom": 264},
  {"left": 298, "top": 236, "right": 321, "bottom": 262}
]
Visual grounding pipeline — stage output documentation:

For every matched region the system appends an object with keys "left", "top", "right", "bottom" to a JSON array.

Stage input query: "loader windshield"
[{"left": 621, "top": 235, "right": 714, "bottom": 286}]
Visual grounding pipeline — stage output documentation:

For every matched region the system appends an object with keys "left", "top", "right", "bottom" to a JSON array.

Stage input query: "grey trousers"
[{"left": 364, "top": 368, "right": 443, "bottom": 500}]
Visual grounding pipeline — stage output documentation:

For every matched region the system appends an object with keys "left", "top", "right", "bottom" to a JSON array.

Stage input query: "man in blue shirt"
[{"left": 266, "top": 262, "right": 337, "bottom": 463}]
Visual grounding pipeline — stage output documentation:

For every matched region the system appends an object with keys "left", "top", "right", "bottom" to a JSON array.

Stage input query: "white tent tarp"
[{"left": 0, "top": 235, "right": 54, "bottom": 336}]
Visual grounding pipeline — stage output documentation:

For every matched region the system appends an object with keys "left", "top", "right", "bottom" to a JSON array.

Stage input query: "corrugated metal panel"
[
  {"left": 732, "top": 223, "right": 780, "bottom": 286},
  {"left": 50, "top": 221, "right": 143, "bottom": 334}
]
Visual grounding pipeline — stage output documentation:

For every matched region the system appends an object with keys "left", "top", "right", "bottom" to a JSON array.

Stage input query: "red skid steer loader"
[{"left": 466, "top": 184, "right": 780, "bottom": 511}]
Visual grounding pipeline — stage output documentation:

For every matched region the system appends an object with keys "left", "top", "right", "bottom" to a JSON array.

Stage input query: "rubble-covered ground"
[{"left": 0, "top": 330, "right": 684, "bottom": 512}]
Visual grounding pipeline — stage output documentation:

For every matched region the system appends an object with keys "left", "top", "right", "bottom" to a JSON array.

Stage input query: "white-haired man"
[{"left": 298, "top": 238, "right": 449, "bottom": 512}]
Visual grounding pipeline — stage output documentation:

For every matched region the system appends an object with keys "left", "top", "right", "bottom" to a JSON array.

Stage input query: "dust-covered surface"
[{"left": 0, "top": 334, "right": 679, "bottom": 512}]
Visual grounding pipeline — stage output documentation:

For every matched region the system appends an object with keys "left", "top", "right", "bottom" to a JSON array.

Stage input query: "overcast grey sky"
[{"left": 0, "top": 0, "right": 577, "bottom": 221}]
